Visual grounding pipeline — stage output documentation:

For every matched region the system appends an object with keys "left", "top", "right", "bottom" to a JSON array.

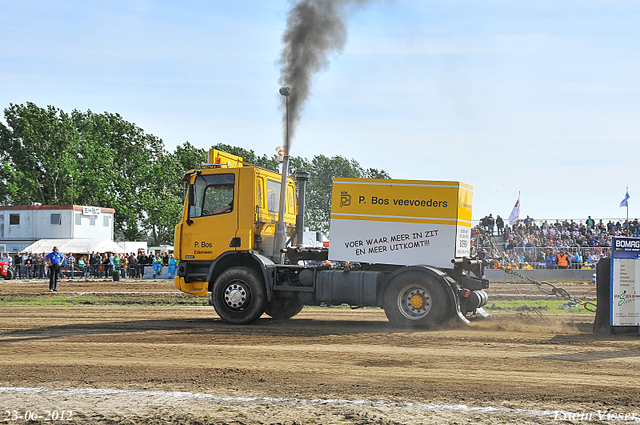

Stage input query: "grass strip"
[
  {"left": 0, "top": 294, "right": 209, "bottom": 306},
  {"left": 485, "top": 299, "right": 595, "bottom": 315}
]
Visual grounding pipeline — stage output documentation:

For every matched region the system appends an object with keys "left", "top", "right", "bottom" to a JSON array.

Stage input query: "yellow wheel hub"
[{"left": 410, "top": 294, "right": 424, "bottom": 309}]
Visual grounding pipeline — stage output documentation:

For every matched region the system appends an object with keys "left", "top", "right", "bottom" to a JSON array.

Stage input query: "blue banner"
[{"left": 612, "top": 237, "right": 640, "bottom": 259}]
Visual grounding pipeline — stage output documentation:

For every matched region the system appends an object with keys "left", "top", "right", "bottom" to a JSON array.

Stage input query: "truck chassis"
[{"left": 179, "top": 250, "right": 489, "bottom": 328}]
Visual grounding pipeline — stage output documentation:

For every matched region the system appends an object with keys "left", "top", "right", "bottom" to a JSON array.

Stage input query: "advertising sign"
[
  {"left": 82, "top": 206, "right": 101, "bottom": 216},
  {"left": 611, "top": 237, "right": 640, "bottom": 326},
  {"left": 328, "top": 178, "right": 472, "bottom": 269}
]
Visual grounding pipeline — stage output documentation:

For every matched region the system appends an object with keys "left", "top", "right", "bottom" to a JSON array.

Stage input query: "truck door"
[{"left": 182, "top": 172, "right": 239, "bottom": 261}]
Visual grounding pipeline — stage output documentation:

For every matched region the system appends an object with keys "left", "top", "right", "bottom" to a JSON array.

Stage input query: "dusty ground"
[{"left": 1, "top": 278, "right": 638, "bottom": 424}]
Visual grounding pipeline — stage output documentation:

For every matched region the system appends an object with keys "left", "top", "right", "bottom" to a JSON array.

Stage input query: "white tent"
[{"left": 22, "top": 239, "right": 126, "bottom": 254}]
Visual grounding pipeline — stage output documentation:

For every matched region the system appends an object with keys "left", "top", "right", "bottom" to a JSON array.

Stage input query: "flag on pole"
[
  {"left": 508, "top": 192, "right": 520, "bottom": 226},
  {"left": 620, "top": 188, "right": 630, "bottom": 208}
]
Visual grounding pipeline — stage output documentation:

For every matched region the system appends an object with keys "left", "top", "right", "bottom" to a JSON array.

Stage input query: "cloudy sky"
[{"left": 1, "top": 0, "right": 639, "bottom": 223}]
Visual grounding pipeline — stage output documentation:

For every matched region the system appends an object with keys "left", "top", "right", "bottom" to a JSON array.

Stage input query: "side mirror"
[{"left": 188, "top": 184, "right": 195, "bottom": 206}]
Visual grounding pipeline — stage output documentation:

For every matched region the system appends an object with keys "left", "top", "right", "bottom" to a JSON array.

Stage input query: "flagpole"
[{"left": 627, "top": 186, "right": 629, "bottom": 223}]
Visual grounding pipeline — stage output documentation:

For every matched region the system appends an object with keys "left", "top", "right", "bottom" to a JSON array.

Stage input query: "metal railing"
[{"left": 475, "top": 244, "right": 610, "bottom": 269}]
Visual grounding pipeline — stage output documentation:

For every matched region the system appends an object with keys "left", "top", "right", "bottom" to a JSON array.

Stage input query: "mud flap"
[
  {"left": 476, "top": 307, "right": 490, "bottom": 318},
  {"left": 457, "top": 307, "right": 490, "bottom": 324},
  {"left": 457, "top": 310, "right": 470, "bottom": 324},
  {"left": 443, "top": 275, "right": 471, "bottom": 325}
]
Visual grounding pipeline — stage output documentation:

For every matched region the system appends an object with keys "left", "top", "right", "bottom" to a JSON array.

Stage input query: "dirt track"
[{"left": 1, "top": 279, "right": 639, "bottom": 424}]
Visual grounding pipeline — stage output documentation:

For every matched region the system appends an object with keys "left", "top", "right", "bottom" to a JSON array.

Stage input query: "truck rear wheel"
[
  {"left": 211, "top": 267, "right": 265, "bottom": 325},
  {"left": 382, "top": 271, "right": 448, "bottom": 328},
  {"left": 264, "top": 298, "right": 304, "bottom": 320}
]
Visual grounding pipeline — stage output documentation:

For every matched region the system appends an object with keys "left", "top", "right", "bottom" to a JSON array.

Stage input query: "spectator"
[
  {"left": 120, "top": 254, "right": 128, "bottom": 278},
  {"left": 34, "top": 253, "right": 45, "bottom": 279},
  {"left": 13, "top": 251, "right": 22, "bottom": 279},
  {"left": 631, "top": 219, "right": 640, "bottom": 237},
  {"left": 113, "top": 254, "right": 120, "bottom": 276},
  {"left": 581, "top": 262, "right": 593, "bottom": 270},
  {"left": 128, "top": 254, "right": 139, "bottom": 278},
  {"left": 523, "top": 215, "right": 534, "bottom": 228},
  {"left": 90, "top": 252, "right": 99, "bottom": 277},
  {"left": 23, "top": 253, "right": 33, "bottom": 278},
  {"left": 102, "top": 254, "right": 111, "bottom": 278},
  {"left": 152, "top": 253, "right": 163, "bottom": 278},
  {"left": 556, "top": 250, "right": 569, "bottom": 269},
  {"left": 66, "top": 253, "right": 75, "bottom": 279},
  {"left": 45, "top": 246, "right": 65, "bottom": 292},
  {"left": 168, "top": 254, "right": 177, "bottom": 279},
  {"left": 2, "top": 252, "right": 12, "bottom": 270},
  {"left": 78, "top": 255, "right": 88, "bottom": 278},
  {"left": 496, "top": 215, "right": 504, "bottom": 235},
  {"left": 480, "top": 215, "right": 489, "bottom": 233},
  {"left": 138, "top": 252, "right": 149, "bottom": 278},
  {"left": 572, "top": 252, "right": 582, "bottom": 268},
  {"left": 487, "top": 214, "right": 495, "bottom": 235}
]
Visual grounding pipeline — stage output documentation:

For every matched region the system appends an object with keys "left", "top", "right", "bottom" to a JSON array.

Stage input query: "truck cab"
[{"left": 174, "top": 150, "right": 296, "bottom": 297}]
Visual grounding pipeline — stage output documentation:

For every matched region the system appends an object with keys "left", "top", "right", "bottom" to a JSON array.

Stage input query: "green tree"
[
  {"left": 0, "top": 103, "right": 179, "bottom": 242},
  {"left": 72, "top": 110, "right": 120, "bottom": 229},
  {"left": 304, "top": 155, "right": 389, "bottom": 235},
  {"left": 0, "top": 102, "right": 80, "bottom": 205},
  {"left": 174, "top": 141, "right": 207, "bottom": 172},
  {"left": 143, "top": 153, "right": 184, "bottom": 246},
  {"left": 72, "top": 109, "right": 166, "bottom": 241},
  {"left": 363, "top": 168, "right": 391, "bottom": 179},
  {"left": 0, "top": 162, "right": 17, "bottom": 204}
]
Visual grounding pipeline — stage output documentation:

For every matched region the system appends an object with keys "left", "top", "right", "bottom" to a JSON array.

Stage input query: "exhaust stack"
[
  {"left": 295, "top": 171, "right": 311, "bottom": 246},
  {"left": 274, "top": 87, "right": 291, "bottom": 264}
]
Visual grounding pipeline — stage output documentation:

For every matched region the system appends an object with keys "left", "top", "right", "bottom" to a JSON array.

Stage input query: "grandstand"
[{"left": 472, "top": 217, "right": 640, "bottom": 269}]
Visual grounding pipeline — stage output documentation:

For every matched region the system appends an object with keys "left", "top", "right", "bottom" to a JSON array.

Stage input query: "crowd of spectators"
[
  {"left": 2, "top": 249, "right": 177, "bottom": 280},
  {"left": 472, "top": 215, "right": 640, "bottom": 269}
]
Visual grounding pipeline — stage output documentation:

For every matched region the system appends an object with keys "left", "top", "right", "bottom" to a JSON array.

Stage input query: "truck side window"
[
  {"left": 190, "top": 174, "right": 235, "bottom": 218},
  {"left": 266, "top": 179, "right": 281, "bottom": 213}
]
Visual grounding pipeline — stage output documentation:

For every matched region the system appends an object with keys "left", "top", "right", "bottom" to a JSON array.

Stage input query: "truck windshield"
[{"left": 190, "top": 174, "right": 235, "bottom": 218}]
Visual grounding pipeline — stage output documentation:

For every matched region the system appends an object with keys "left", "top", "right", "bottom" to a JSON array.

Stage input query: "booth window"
[
  {"left": 50, "top": 214, "right": 61, "bottom": 225},
  {"left": 9, "top": 214, "right": 20, "bottom": 225}
]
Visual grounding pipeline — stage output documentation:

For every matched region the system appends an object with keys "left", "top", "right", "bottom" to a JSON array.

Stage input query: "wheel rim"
[
  {"left": 397, "top": 285, "right": 432, "bottom": 320},
  {"left": 223, "top": 280, "right": 251, "bottom": 310}
]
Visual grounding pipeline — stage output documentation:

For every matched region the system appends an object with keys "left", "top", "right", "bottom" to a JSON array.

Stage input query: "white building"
[
  {"left": 0, "top": 205, "right": 115, "bottom": 252},
  {"left": 117, "top": 241, "right": 148, "bottom": 254}
]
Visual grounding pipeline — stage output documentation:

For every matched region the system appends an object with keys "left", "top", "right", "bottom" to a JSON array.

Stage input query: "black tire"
[
  {"left": 4, "top": 270, "right": 13, "bottom": 280},
  {"left": 382, "top": 271, "right": 448, "bottom": 328},
  {"left": 211, "top": 267, "right": 265, "bottom": 325},
  {"left": 264, "top": 298, "right": 304, "bottom": 320}
]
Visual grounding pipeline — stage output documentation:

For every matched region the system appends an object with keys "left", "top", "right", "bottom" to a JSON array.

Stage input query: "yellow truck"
[{"left": 174, "top": 149, "right": 488, "bottom": 327}]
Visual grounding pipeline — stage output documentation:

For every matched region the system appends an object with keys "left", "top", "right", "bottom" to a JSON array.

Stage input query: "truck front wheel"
[
  {"left": 382, "top": 272, "right": 448, "bottom": 328},
  {"left": 211, "top": 267, "right": 265, "bottom": 325}
]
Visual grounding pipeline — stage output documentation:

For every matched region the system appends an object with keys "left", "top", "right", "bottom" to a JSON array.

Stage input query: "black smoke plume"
[{"left": 278, "top": 0, "right": 370, "bottom": 155}]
